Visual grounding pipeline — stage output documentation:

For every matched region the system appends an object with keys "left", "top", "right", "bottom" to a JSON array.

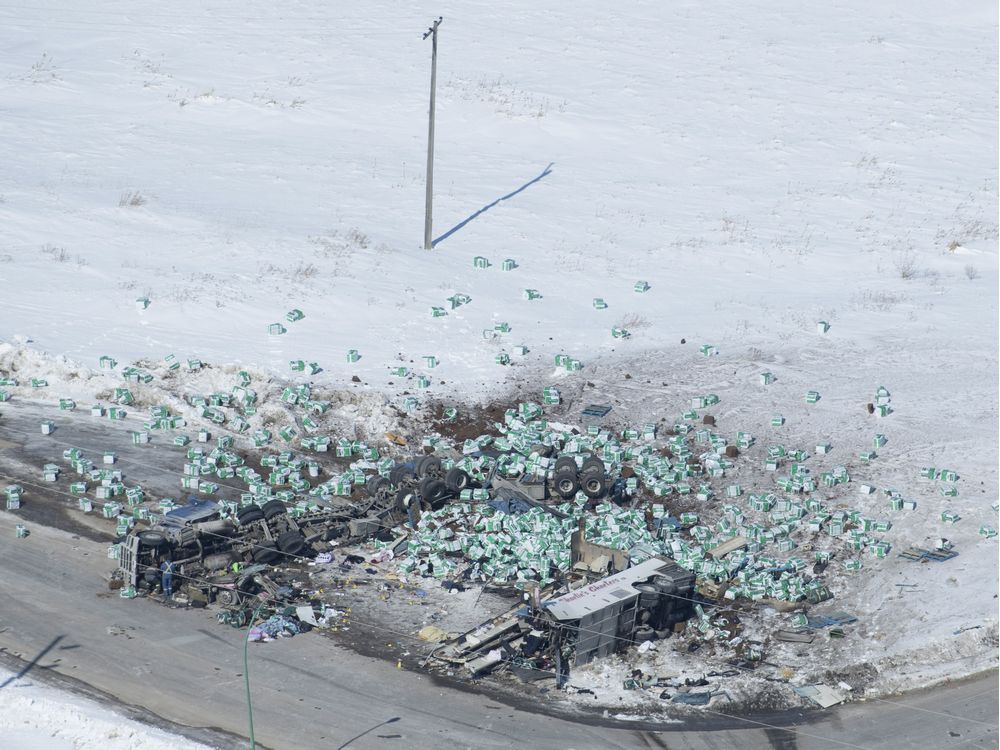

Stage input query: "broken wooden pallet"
[{"left": 899, "top": 546, "right": 958, "bottom": 563}]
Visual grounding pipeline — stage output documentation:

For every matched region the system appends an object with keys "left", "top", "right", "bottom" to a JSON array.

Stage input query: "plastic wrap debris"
[
  {"left": 248, "top": 615, "right": 301, "bottom": 642},
  {"left": 670, "top": 691, "right": 719, "bottom": 705},
  {"left": 793, "top": 684, "right": 846, "bottom": 708},
  {"left": 805, "top": 611, "right": 857, "bottom": 629}
]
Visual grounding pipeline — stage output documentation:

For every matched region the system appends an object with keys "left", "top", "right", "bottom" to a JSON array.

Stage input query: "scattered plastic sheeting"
[
  {"left": 248, "top": 615, "right": 301, "bottom": 642},
  {"left": 670, "top": 691, "right": 715, "bottom": 705},
  {"left": 487, "top": 497, "right": 533, "bottom": 514},
  {"left": 805, "top": 611, "right": 857, "bottom": 629},
  {"left": 793, "top": 684, "right": 846, "bottom": 708}
]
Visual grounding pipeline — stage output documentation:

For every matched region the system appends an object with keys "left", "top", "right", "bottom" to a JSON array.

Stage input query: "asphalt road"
[{"left": 0, "top": 399, "right": 996, "bottom": 749}]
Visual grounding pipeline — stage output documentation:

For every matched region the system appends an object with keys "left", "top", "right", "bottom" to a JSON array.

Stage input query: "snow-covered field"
[
  {"left": 0, "top": 0, "right": 996, "bottom": 744},
  {"left": 0, "top": 668, "right": 211, "bottom": 750}
]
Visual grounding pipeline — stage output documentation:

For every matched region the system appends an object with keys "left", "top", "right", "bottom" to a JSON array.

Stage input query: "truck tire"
[
  {"left": 261, "top": 500, "right": 287, "bottom": 520},
  {"left": 418, "top": 455, "right": 442, "bottom": 478},
  {"left": 251, "top": 541, "right": 280, "bottom": 564},
  {"left": 444, "top": 468, "right": 471, "bottom": 492},
  {"left": 395, "top": 488, "right": 416, "bottom": 514},
  {"left": 553, "top": 456, "right": 578, "bottom": 474},
  {"left": 237, "top": 506, "right": 265, "bottom": 525},
  {"left": 580, "top": 472, "right": 607, "bottom": 499},
  {"left": 389, "top": 464, "right": 416, "bottom": 487},
  {"left": 137, "top": 530, "right": 167, "bottom": 549},
  {"left": 553, "top": 469, "right": 579, "bottom": 499},
  {"left": 276, "top": 530, "right": 307, "bottom": 557},
  {"left": 633, "top": 625, "right": 656, "bottom": 642},
  {"left": 366, "top": 475, "right": 388, "bottom": 498},
  {"left": 420, "top": 479, "right": 449, "bottom": 509},
  {"left": 580, "top": 456, "right": 605, "bottom": 475},
  {"left": 216, "top": 588, "right": 240, "bottom": 607}
]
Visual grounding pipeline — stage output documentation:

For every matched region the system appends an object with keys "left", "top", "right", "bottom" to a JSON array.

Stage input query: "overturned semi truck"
[{"left": 117, "top": 491, "right": 403, "bottom": 601}]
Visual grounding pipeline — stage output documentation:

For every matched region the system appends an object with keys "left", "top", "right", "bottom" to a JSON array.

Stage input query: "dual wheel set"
[
  {"left": 551, "top": 455, "right": 609, "bottom": 500},
  {"left": 234, "top": 500, "right": 309, "bottom": 561},
  {"left": 365, "top": 452, "right": 611, "bottom": 513},
  {"left": 365, "top": 455, "right": 474, "bottom": 514}
]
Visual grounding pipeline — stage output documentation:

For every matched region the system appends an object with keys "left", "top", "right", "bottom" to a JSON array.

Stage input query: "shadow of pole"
[
  {"left": 337, "top": 716, "right": 401, "bottom": 750},
  {"left": 0, "top": 635, "right": 65, "bottom": 690},
  {"left": 432, "top": 163, "right": 554, "bottom": 247}
]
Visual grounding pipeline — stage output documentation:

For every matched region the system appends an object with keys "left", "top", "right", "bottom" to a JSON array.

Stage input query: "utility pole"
[{"left": 422, "top": 16, "right": 442, "bottom": 250}]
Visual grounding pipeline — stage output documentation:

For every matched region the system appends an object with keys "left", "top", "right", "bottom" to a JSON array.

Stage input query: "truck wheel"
[
  {"left": 216, "top": 589, "right": 240, "bottom": 607},
  {"left": 553, "top": 470, "right": 579, "bottom": 499},
  {"left": 137, "top": 530, "right": 167, "bottom": 549},
  {"left": 394, "top": 488, "right": 416, "bottom": 514},
  {"left": 553, "top": 456, "right": 578, "bottom": 474},
  {"left": 418, "top": 455, "right": 442, "bottom": 477},
  {"left": 581, "top": 456, "right": 605, "bottom": 475},
  {"left": 581, "top": 473, "right": 607, "bottom": 499},
  {"left": 444, "top": 468, "right": 471, "bottom": 492},
  {"left": 366, "top": 475, "right": 388, "bottom": 498},
  {"left": 261, "top": 500, "right": 287, "bottom": 520},
  {"left": 420, "top": 479, "right": 449, "bottom": 509},
  {"left": 252, "top": 541, "right": 280, "bottom": 564},
  {"left": 634, "top": 625, "right": 656, "bottom": 642},
  {"left": 237, "top": 506, "right": 265, "bottom": 525},
  {"left": 389, "top": 464, "right": 416, "bottom": 487},
  {"left": 276, "top": 530, "right": 307, "bottom": 557}
]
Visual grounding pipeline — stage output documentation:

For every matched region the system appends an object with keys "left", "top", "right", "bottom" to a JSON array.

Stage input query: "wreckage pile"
[
  {"left": 377, "top": 399, "right": 906, "bottom": 605},
  {"left": 26, "top": 362, "right": 924, "bottom": 613},
  {"left": 394, "top": 502, "right": 658, "bottom": 583}
]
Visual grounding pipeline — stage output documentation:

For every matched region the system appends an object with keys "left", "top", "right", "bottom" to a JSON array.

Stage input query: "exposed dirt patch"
[
  {"left": 428, "top": 402, "right": 509, "bottom": 443},
  {"left": 1, "top": 485, "right": 115, "bottom": 543}
]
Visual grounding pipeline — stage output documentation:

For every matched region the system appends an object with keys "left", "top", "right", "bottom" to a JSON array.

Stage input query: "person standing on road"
[{"left": 160, "top": 558, "right": 175, "bottom": 600}]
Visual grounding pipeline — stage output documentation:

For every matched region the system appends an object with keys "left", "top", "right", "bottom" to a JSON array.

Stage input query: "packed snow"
[
  {"left": 0, "top": 668, "right": 211, "bottom": 750},
  {"left": 0, "top": 0, "right": 996, "bottom": 745}
]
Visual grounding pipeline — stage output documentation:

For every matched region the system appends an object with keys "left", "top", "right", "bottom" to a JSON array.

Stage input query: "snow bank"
[{"left": 0, "top": 670, "right": 211, "bottom": 750}]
